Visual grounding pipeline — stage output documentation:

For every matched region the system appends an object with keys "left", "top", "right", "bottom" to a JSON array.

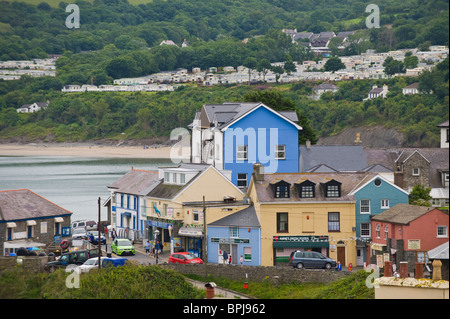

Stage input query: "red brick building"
[{"left": 370, "top": 204, "right": 449, "bottom": 272}]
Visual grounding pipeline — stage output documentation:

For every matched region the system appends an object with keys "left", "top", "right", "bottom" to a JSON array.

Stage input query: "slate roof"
[
  {"left": 199, "top": 102, "right": 300, "bottom": 130},
  {"left": 0, "top": 189, "right": 72, "bottom": 222},
  {"left": 253, "top": 172, "right": 375, "bottom": 203},
  {"left": 108, "top": 169, "right": 160, "bottom": 196},
  {"left": 299, "top": 145, "right": 368, "bottom": 172},
  {"left": 208, "top": 205, "right": 260, "bottom": 228},
  {"left": 364, "top": 148, "right": 449, "bottom": 188},
  {"left": 312, "top": 83, "right": 339, "bottom": 91},
  {"left": 428, "top": 241, "right": 449, "bottom": 260},
  {"left": 371, "top": 203, "right": 436, "bottom": 225}
]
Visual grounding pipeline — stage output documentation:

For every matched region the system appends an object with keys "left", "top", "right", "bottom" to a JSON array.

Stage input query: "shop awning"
[
  {"left": 26, "top": 220, "right": 36, "bottom": 226},
  {"left": 178, "top": 227, "right": 203, "bottom": 237}
]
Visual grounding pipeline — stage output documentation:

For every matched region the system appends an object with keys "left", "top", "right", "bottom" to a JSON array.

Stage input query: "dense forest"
[{"left": 0, "top": 0, "right": 448, "bottom": 146}]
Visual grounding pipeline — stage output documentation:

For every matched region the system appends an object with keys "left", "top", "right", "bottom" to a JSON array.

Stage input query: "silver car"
[{"left": 289, "top": 251, "right": 336, "bottom": 269}]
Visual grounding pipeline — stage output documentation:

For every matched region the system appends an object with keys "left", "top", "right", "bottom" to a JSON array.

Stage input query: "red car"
[{"left": 169, "top": 252, "right": 204, "bottom": 264}]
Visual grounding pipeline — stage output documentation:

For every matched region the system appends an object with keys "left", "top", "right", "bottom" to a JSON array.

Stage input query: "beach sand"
[{"left": 0, "top": 143, "right": 173, "bottom": 158}]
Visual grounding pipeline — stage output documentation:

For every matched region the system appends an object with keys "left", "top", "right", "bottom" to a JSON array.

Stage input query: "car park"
[
  {"left": 72, "top": 220, "right": 87, "bottom": 230},
  {"left": 87, "top": 230, "right": 106, "bottom": 245},
  {"left": 288, "top": 250, "right": 336, "bottom": 270},
  {"left": 68, "top": 257, "right": 128, "bottom": 273},
  {"left": 85, "top": 220, "right": 97, "bottom": 231},
  {"left": 168, "top": 252, "right": 204, "bottom": 264},
  {"left": 112, "top": 238, "right": 135, "bottom": 256},
  {"left": 45, "top": 249, "right": 99, "bottom": 272},
  {"left": 72, "top": 228, "right": 87, "bottom": 240}
]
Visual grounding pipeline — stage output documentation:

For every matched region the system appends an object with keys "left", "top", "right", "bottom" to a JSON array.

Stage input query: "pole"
[
  {"left": 202, "top": 196, "right": 207, "bottom": 263},
  {"left": 98, "top": 197, "right": 101, "bottom": 270}
]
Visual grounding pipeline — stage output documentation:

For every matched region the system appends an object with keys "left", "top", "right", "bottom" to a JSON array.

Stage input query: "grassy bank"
[
  {"left": 185, "top": 270, "right": 375, "bottom": 299},
  {"left": 0, "top": 265, "right": 204, "bottom": 299}
]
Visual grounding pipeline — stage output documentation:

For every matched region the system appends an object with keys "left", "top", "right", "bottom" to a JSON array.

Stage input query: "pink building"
[{"left": 370, "top": 204, "right": 449, "bottom": 272}]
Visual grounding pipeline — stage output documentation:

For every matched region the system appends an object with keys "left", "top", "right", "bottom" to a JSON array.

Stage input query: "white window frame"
[
  {"left": 229, "top": 227, "right": 239, "bottom": 238},
  {"left": 437, "top": 226, "right": 448, "bottom": 238},
  {"left": 413, "top": 168, "right": 420, "bottom": 176},
  {"left": 237, "top": 145, "right": 247, "bottom": 161},
  {"left": 360, "top": 199, "right": 371, "bottom": 214},
  {"left": 376, "top": 224, "right": 381, "bottom": 238},
  {"left": 361, "top": 223, "right": 371, "bottom": 237},
  {"left": 381, "top": 199, "right": 390, "bottom": 209},
  {"left": 237, "top": 173, "right": 247, "bottom": 188},
  {"left": 275, "top": 145, "right": 285, "bottom": 160}
]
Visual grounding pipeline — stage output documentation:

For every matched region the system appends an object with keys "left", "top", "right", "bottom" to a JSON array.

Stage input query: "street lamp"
[{"left": 168, "top": 224, "right": 174, "bottom": 255}]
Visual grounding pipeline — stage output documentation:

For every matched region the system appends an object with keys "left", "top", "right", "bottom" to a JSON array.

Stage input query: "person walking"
[
  {"left": 145, "top": 241, "right": 151, "bottom": 255},
  {"left": 223, "top": 250, "right": 228, "bottom": 265}
]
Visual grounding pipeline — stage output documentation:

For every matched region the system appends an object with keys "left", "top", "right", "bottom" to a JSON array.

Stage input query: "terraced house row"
[{"left": 105, "top": 102, "right": 448, "bottom": 269}]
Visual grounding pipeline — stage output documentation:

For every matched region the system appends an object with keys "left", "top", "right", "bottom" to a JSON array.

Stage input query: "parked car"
[
  {"left": 45, "top": 249, "right": 99, "bottom": 272},
  {"left": 85, "top": 220, "right": 97, "bottom": 231},
  {"left": 72, "top": 220, "right": 87, "bottom": 230},
  {"left": 168, "top": 252, "right": 204, "bottom": 264},
  {"left": 87, "top": 231, "right": 106, "bottom": 245},
  {"left": 289, "top": 251, "right": 336, "bottom": 270},
  {"left": 68, "top": 257, "right": 128, "bottom": 273},
  {"left": 112, "top": 238, "right": 135, "bottom": 256},
  {"left": 72, "top": 228, "right": 87, "bottom": 241}
]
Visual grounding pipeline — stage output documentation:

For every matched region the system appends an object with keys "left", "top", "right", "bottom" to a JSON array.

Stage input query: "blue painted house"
[
  {"left": 349, "top": 174, "right": 409, "bottom": 266},
  {"left": 189, "top": 102, "right": 302, "bottom": 188},
  {"left": 207, "top": 205, "right": 261, "bottom": 266},
  {"left": 107, "top": 168, "right": 160, "bottom": 241}
]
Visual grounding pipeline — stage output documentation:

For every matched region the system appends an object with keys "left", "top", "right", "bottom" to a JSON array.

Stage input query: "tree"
[
  {"left": 404, "top": 55, "right": 419, "bottom": 69},
  {"left": 323, "top": 57, "right": 345, "bottom": 72},
  {"left": 257, "top": 59, "right": 272, "bottom": 82},
  {"left": 243, "top": 57, "right": 257, "bottom": 84},
  {"left": 409, "top": 184, "right": 432, "bottom": 206},
  {"left": 283, "top": 54, "right": 296, "bottom": 74},
  {"left": 383, "top": 57, "right": 406, "bottom": 76}
]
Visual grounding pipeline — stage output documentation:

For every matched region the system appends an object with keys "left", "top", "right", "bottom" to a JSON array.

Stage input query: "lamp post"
[{"left": 168, "top": 224, "right": 174, "bottom": 255}]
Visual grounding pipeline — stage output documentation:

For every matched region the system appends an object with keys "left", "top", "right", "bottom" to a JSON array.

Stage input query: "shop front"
[
  {"left": 178, "top": 226, "right": 203, "bottom": 258},
  {"left": 147, "top": 219, "right": 173, "bottom": 252},
  {"left": 272, "top": 235, "right": 330, "bottom": 265}
]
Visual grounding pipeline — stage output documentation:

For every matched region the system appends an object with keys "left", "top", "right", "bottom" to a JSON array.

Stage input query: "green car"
[{"left": 112, "top": 238, "right": 135, "bottom": 256}]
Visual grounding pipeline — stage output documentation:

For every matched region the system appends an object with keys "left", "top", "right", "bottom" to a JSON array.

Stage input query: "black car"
[{"left": 289, "top": 251, "right": 336, "bottom": 269}]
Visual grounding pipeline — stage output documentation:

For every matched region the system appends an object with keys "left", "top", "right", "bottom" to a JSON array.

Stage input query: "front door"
[
  {"left": 337, "top": 247, "right": 346, "bottom": 266},
  {"left": 356, "top": 248, "right": 364, "bottom": 266}
]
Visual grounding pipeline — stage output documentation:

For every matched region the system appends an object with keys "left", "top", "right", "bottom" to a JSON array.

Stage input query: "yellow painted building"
[
  {"left": 145, "top": 164, "right": 246, "bottom": 256},
  {"left": 247, "top": 165, "right": 372, "bottom": 267}
]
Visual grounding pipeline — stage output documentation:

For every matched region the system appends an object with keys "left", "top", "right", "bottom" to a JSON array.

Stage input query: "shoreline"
[{"left": 0, "top": 143, "right": 173, "bottom": 158}]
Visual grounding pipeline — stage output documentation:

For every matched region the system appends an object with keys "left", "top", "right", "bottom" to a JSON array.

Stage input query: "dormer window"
[
  {"left": 322, "top": 179, "right": 341, "bottom": 198},
  {"left": 271, "top": 180, "right": 291, "bottom": 198},
  {"left": 296, "top": 180, "right": 316, "bottom": 198}
]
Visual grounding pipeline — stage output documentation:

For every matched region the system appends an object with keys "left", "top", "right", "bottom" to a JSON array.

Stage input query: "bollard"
[
  {"left": 432, "top": 259, "right": 442, "bottom": 281},
  {"left": 400, "top": 261, "right": 409, "bottom": 278},
  {"left": 384, "top": 261, "right": 392, "bottom": 277},
  {"left": 415, "top": 262, "right": 424, "bottom": 279}
]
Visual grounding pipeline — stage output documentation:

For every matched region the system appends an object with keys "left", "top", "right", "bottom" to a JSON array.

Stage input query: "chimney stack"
[{"left": 253, "top": 163, "right": 265, "bottom": 182}]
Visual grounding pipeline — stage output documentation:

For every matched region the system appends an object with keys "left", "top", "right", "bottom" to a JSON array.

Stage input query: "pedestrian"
[
  {"left": 111, "top": 228, "right": 116, "bottom": 241},
  {"left": 145, "top": 241, "right": 150, "bottom": 255},
  {"left": 240, "top": 255, "right": 243, "bottom": 267},
  {"left": 223, "top": 250, "right": 228, "bottom": 265},
  {"left": 336, "top": 261, "right": 342, "bottom": 271},
  {"left": 229, "top": 255, "right": 232, "bottom": 265}
]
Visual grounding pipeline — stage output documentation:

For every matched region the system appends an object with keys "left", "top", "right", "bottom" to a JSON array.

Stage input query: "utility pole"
[
  {"left": 202, "top": 196, "right": 207, "bottom": 263},
  {"left": 98, "top": 197, "right": 101, "bottom": 270}
]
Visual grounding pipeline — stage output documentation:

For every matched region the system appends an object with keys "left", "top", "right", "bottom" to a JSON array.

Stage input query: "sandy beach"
[{"left": 0, "top": 143, "right": 173, "bottom": 158}]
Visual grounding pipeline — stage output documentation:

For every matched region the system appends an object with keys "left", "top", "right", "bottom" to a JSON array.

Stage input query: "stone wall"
[
  {"left": 0, "top": 256, "right": 53, "bottom": 273},
  {"left": 162, "top": 263, "right": 350, "bottom": 285}
]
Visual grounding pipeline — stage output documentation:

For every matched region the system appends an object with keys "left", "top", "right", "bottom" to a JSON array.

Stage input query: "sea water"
[{"left": 0, "top": 156, "right": 172, "bottom": 221}]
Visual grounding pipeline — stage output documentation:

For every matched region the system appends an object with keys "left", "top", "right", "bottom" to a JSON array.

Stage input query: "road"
[{"left": 100, "top": 241, "right": 169, "bottom": 265}]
